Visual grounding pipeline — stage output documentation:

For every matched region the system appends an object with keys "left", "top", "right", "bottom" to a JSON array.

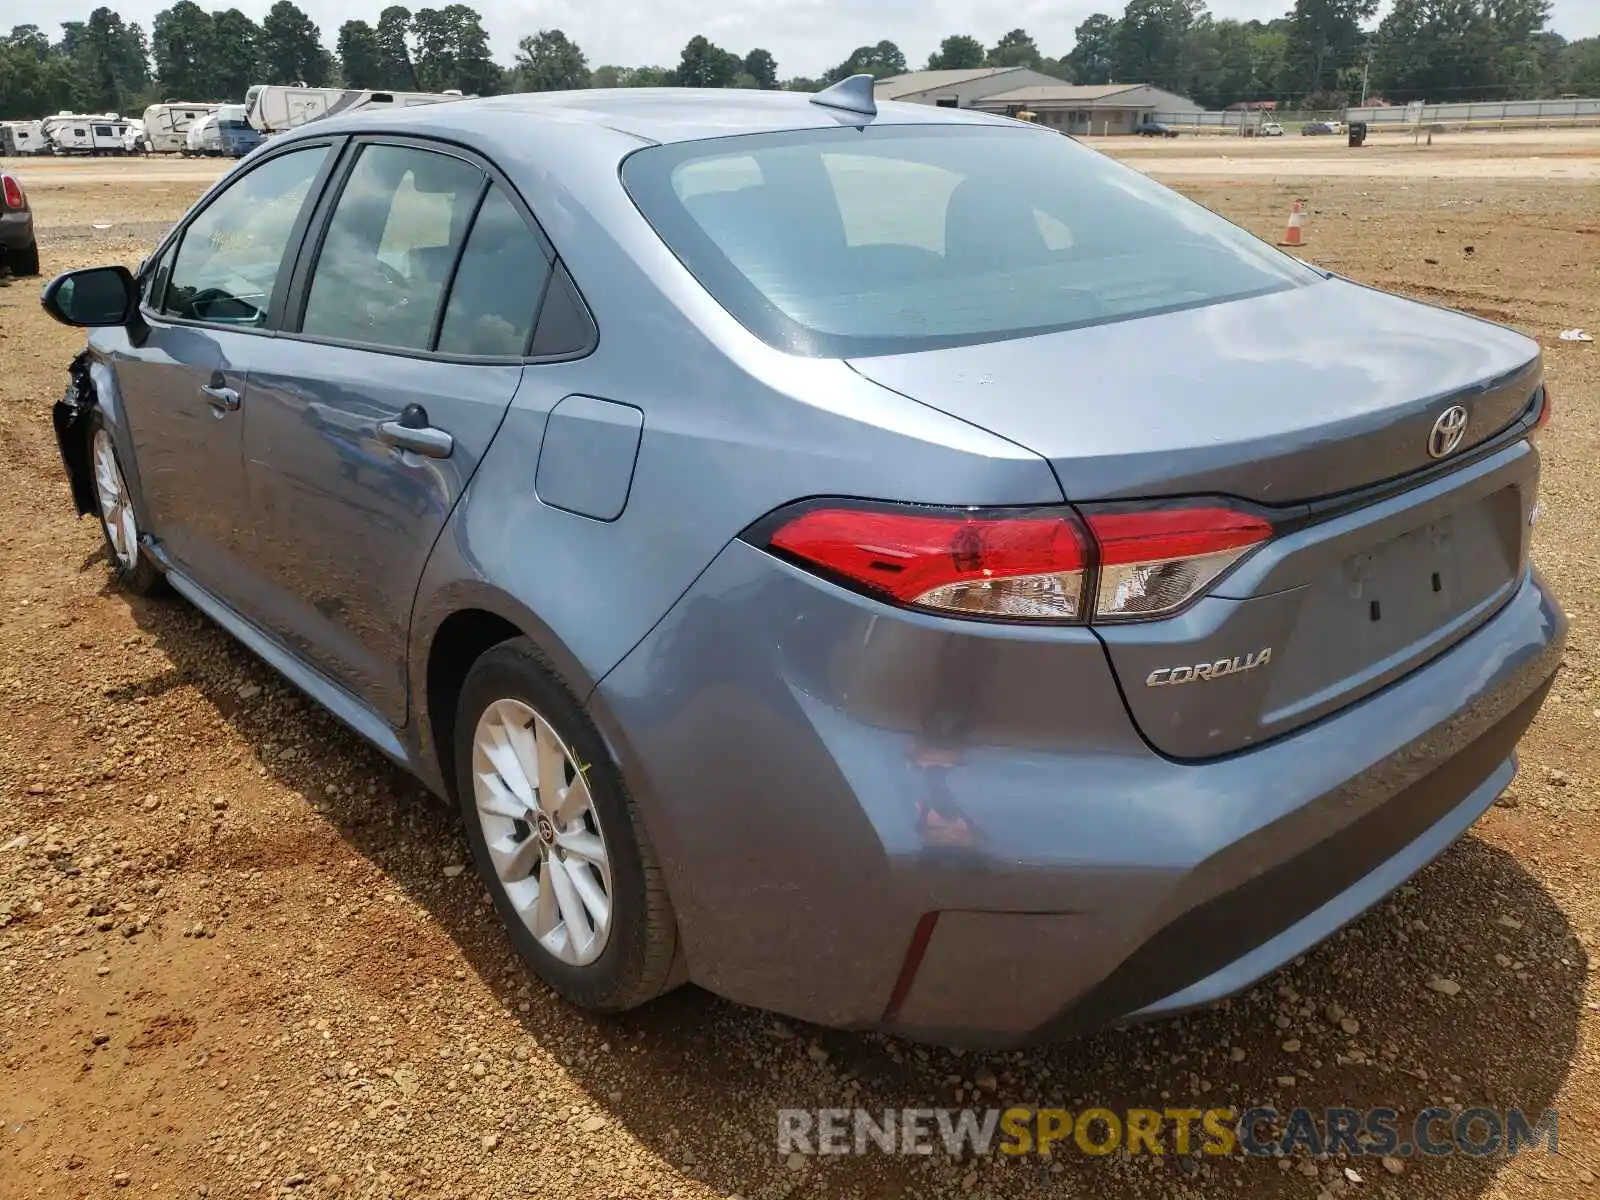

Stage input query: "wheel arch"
[{"left": 411, "top": 582, "right": 602, "bottom": 802}]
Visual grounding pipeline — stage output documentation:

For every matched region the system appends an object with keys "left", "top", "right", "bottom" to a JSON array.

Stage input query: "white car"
[{"left": 1260, "top": 120, "right": 1285, "bottom": 137}]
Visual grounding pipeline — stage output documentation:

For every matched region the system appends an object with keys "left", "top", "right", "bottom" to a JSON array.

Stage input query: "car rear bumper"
[
  {"left": 593, "top": 542, "right": 1564, "bottom": 1046},
  {"left": 0, "top": 208, "right": 35, "bottom": 251}
]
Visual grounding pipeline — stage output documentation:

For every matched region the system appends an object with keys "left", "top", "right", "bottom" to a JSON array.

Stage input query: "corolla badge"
[
  {"left": 1146, "top": 648, "right": 1273, "bottom": 687},
  {"left": 1427, "top": 405, "right": 1469, "bottom": 459}
]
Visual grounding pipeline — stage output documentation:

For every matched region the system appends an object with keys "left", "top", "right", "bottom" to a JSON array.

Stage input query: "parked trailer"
[
  {"left": 140, "top": 102, "right": 219, "bottom": 153},
  {"left": 244, "top": 84, "right": 466, "bottom": 134},
  {"left": 121, "top": 119, "right": 145, "bottom": 154},
  {"left": 42, "top": 114, "right": 133, "bottom": 155},
  {"left": 0, "top": 121, "right": 49, "bottom": 155},
  {"left": 185, "top": 106, "right": 264, "bottom": 157}
]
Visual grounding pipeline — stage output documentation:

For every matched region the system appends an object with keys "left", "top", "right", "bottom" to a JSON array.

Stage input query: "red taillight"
[
  {"left": 769, "top": 506, "right": 1091, "bottom": 621},
  {"left": 0, "top": 174, "right": 23, "bottom": 210},
  {"left": 1085, "top": 507, "right": 1273, "bottom": 620},
  {"left": 763, "top": 501, "right": 1271, "bottom": 624}
]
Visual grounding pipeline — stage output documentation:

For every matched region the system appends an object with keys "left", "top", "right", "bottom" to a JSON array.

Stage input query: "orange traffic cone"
[{"left": 1280, "top": 200, "right": 1306, "bottom": 247}]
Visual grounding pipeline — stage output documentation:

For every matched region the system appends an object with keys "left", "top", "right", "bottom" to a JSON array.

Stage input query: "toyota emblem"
[{"left": 1427, "top": 405, "right": 1469, "bottom": 459}]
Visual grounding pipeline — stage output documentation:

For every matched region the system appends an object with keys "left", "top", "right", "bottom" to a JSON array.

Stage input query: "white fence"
[{"left": 1346, "top": 97, "right": 1600, "bottom": 126}]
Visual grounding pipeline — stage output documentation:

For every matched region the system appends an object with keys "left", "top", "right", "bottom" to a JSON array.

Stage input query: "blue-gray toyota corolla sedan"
[{"left": 41, "top": 80, "right": 1563, "bottom": 1047}]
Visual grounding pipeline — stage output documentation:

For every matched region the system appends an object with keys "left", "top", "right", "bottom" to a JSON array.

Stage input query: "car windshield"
[{"left": 622, "top": 123, "right": 1320, "bottom": 357}]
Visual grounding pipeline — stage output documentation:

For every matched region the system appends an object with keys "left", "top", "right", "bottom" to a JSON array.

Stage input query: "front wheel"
[
  {"left": 454, "top": 638, "right": 681, "bottom": 1012},
  {"left": 89, "top": 418, "right": 165, "bottom": 595}
]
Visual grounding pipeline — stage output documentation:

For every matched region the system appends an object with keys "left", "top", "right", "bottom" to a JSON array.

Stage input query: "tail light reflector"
[
  {"left": 1530, "top": 385, "right": 1552, "bottom": 442},
  {"left": 1086, "top": 507, "right": 1274, "bottom": 620},
  {"left": 762, "top": 501, "right": 1272, "bottom": 624},
  {"left": 0, "top": 174, "right": 23, "bottom": 210},
  {"left": 768, "top": 507, "right": 1090, "bottom": 621}
]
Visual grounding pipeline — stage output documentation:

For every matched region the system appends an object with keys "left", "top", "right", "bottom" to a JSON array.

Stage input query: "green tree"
[
  {"left": 374, "top": 5, "right": 417, "bottom": 89},
  {"left": 589, "top": 64, "right": 625, "bottom": 87},
  {"left": 1067, "top": 14, "right": 1120, "bottom": 83},
  {"left": 1113, "top": 0, "right": 1205, "bottom": 92},
  {"left": 986, "top": 28, "right": 1043, "bottom": 68},
  {"left": 1558, "top": 35, "right": 1600, "bottom": 92},
  {"left": 152, "top": 1, "right": 215, "bottom": 97},
  {"left": 63, "top": 7, "right": 150, "bottom": 112},
  {"left": 211, "top": 9, "right": 261, "bottom": 100},
  {"left": 743, "top": 48, "right": 778, "bottom": 88},
  {"left": 512, "top": 29, "right": 587, "bottom": 91},
  {"left": 0, "top": 26, "right": 75, "bottom": 117},
  {"left": 781, "top": 75, "right": 822, "bottom": 91},
  {"left": 824, "top": 40, "right": 906, "bottom": 83},
  {"left": 625, "top": 64, "right": 672, "bottom": 86},
  {"left": 1372, "top": 0, "right": 1549, "bottom": 101},
  {"left": 337, "top": 19, "right": 383, "bottom": 88},
  {"left": 1286, "top": 0, "right": 1379, "bottom": 97},
  {"left": 259, "top": 0, "right": 329, "bottom": 86},
  {"left": 926, "top": 34, "right": 985, "bottom": 69},
  {"left": 673, "top": 34, "right": 742, "bottom": 87},
  {"left": 412, "top": 5, "right": 499, "bottom": 93}
]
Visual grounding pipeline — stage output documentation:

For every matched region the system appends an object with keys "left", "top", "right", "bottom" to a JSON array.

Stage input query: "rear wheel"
[
  {"left": 453, "top": 638, "right": 680, "bottom": 1012},
  {"left": 10, "top": 240, "right": 39, "bottom": 277},
  {"left": 89, "top": 418, "right": 165, "bottom": 595}
]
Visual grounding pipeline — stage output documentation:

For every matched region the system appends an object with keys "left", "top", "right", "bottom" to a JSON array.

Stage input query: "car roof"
[{"left": 297, "top": 87, "right": 1022, "bottom": 149}]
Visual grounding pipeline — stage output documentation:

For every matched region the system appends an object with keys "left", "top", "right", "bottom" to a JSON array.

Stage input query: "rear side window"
[
  {"left": 435, "top": 186, "right": 551, "bottom": 356},
  {"left": 301, "top": 144, "right": 483, "bottom": 351},
  {"left": 163, "top": 144, "right": 330, "bottom": 326},
  {"left": 623, "top": 125, "right": 1319, "bottom": 357}
]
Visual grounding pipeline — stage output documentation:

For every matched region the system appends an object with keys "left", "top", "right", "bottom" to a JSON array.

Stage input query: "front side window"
[
  {"left": 162, "top": 144, "right": 330, "bottom": 326},
  {"left": 623, "top": 124, "right": 1321, "bottom": 357},
  {"left": 301, "top": 144, "right": 483, "bottom": 351}
]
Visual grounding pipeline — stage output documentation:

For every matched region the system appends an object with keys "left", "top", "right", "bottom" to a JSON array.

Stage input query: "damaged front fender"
[{"left": 53, "top": 350, "right": 98, "bottom": 517}]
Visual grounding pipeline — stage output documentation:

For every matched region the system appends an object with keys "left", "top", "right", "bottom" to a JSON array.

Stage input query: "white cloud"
[{"left": 7, "top": 0, "right": 1597, "bottom": 80}]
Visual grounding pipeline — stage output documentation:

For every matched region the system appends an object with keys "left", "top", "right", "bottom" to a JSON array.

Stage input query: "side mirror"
[{"left": 41, "top": 265, "right": 137, "bottom": 328}]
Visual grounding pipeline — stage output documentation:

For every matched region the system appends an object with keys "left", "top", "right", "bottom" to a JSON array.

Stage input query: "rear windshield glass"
[{"left": 622, "top": 124, "right": 1319, "bottom": 357}]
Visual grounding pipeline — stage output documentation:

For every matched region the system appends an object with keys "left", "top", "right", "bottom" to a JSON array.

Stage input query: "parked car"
[
  {"left": 1259, "top": 120, "right": 1285, "bottom": 136},
  {"left": 1137, "top": 121, "right": 1180, "bottom": 137},
  {"left": 1301, "top": 120, "right": 1337, "bottom": 135},
  {"left": 0, "top": 169, "right": 39, "bottom": 276},
  {"left": 40, "top": 79, "right": 1563, "bottom": 1046}
]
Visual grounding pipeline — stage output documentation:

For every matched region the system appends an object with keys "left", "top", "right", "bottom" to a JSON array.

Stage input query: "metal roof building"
[{"left": 875, "top": 71, "right": 1202, "bottom": 135}]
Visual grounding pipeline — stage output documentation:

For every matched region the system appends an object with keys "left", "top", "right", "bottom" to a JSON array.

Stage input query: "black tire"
[
  {"left": 87, "top": 414, "right": 166, "bottom": 596},
  {"left": 453, "top": 637, "right": 681, "bottom": 1012},
  {"left": 10, "top": 240, "right": 39, "bottom": 277}
]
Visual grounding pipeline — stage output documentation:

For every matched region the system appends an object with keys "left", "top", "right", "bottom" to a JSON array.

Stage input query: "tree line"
[{"left": 3, "top": 1, "right": 1597, "bottom": 121}]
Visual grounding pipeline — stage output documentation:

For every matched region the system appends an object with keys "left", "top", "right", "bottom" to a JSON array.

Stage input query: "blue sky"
[{"left": 11, "top": 0, "right": 1599, "bottom": 80}]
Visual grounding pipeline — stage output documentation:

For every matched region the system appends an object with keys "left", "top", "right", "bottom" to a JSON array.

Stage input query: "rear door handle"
[
  {"left": 200, "top": 383, "right": 240, "bottom": 412},
  {"left": 376, "top": 418, "right": 454, "bottom": 459}
]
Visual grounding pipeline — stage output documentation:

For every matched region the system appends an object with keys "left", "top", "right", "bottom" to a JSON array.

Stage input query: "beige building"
[{"left": 876, "top": 70, "right": 1203, "bottom": 135}]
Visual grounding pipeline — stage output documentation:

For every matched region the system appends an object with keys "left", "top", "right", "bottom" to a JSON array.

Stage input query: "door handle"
[
  {"left": 376, "top": 417, "right": 454, "bottom": 459},
  {"left": 200, "top": 383, "right": 241, "bottom": 412}
]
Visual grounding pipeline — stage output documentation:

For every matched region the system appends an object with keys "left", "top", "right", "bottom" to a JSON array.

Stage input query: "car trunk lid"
[{"left": 846, "top": 278, "right": 1541, "bottom": 506}]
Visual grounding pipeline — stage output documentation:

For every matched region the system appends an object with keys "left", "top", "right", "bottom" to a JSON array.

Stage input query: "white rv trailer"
[
  {"left": 140, "top": 101, "right": 219, "bottom": 153},
  {"left": 41, "top": 113, "right": 133, "bottom": 155},
  {"left": 244, "top": 84, "right": 466, "bottom": 134},
  {"left": 186, "top": 111, "right": 220, "bottom": 155},
  {"left": 122, "top": 119, "right": 145, "bottom": 153},
  {"left": 0, "top": 121, "right": 49, "bottom": 155}
]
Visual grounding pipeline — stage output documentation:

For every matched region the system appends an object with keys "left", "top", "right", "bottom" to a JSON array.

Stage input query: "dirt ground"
[{"left": 1, "top": 130, "right": 1598, "bottom": 1200}]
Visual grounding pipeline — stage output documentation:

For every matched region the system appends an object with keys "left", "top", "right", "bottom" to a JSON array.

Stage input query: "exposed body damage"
[{"left": 53, "top": 350, "right": 99, "bottom": 518}]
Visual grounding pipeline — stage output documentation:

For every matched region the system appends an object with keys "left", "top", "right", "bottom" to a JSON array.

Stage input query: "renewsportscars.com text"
[{"left": 777, "top": 1106, "right": 1558, "bottom": 1159}]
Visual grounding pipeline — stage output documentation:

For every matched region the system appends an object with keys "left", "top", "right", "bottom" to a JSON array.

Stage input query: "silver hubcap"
[
  {"left": 92, "top": 428, "right": 138, "bottom": 570},
  {"left": 471, "top": 699, "right": 613, "bottom": 966}
]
